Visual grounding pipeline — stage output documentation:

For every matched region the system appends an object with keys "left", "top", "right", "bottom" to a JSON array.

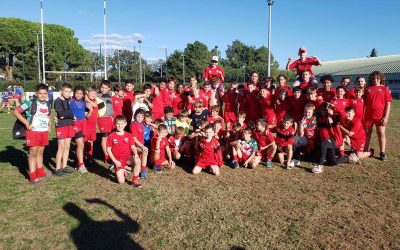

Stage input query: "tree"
[
  {"left": 183, "top": 41, "right": 213, "bottom": 80},
  {"left": 370, "top": 48, "right": 378, "bottom": 57}
]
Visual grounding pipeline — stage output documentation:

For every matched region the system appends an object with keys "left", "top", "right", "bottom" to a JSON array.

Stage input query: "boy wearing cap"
[
  {"left": 286, "top": 47, "right": 321, "bottom": 85},
  {"left": 203, "top": 56, "right": 225, "bottom": 85}
]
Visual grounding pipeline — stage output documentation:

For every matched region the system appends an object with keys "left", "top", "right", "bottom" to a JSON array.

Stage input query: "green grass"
[{"left": 0, "top": 101, "right": 399, "bottom": 249}]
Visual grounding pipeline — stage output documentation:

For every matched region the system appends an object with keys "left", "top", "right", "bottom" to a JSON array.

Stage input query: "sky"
[{"left": 3, "top": 0, "right": 400, "bottom": 69}]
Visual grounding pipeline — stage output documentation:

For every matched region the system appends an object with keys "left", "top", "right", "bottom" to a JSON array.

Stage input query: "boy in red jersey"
[
  {"left": 275, "top": 88, "right": 289, "bottom": 124},
  {"left": 168, "top": 126, "right": 187, "bottom": 161},
  {"left": 286, "top": 47, "right": 321, "bottom": 85},
  {"left": 348, "top": 76, "right": 367, "bottom": 98},
  {"left": 112, "top": 84, "right": 124, "bottom": 118},
  {"left": 151, "top": 82, "right": 167, "bottom": 120},
  {"left": 295, "top": 70, "right": 318, "bottom": 94},
  {"left": 275, "top": 115, "right": 296, "bottom": 169},
  {"left": 305, "top": 87, "right": 324, "bottom": 109},
  {"left": 84, "top": 85, "right": 99, "bottom": 161},
  {"left": 107, "top": 115, "right": 141, "bottom": 187},
  {"left": 172, "top": 83, "right": 186, "bottom": 116},
  {"left": 223, "top": 82, "right": 238, "bottom": 129},
  {"left": 237, "top": 111, "right": 247, "bottom": 130},
  {"left": 208, "top": 105, "right": 225, "bottom": 126},
  {"left": 151, "top": 124, "right": 175, "bottom": 172},
  {"left": 349, "top": 87, "right": 364, "bottom": 121},
  {"left": 14, "top": 84, "right": 51, "bottom": 184},
  {"left": 187, "top": 88, "right": 207, "bottom": 113},
  {"left": 253, "top": 119, "right": 277, "bottom": 168},
  {"left": 364, "top": 71, "right": 392, "bottom": 160},
  {"left": 237, "top": 84, "right": 247, "bottom": 113},
  {"left": 130, "top": 109, "right": 149, "bottom": 178},
  {"left": 122, "top": 80, "right": 135, "bottom": 129},
  {"left": 203, "top": 56, "right": 225, "bottom": 85},
  {"left": 192, "top": 125, "right": 223, "bottom": 176},
  {"left": 333, "top": 86, "right": 350, "bottom": 117},
  {"left": 259, "top": 86, "right": 277, "bottom": 129},
  {"left": 288, "top": 87, "right": 306, "bottom": 123},
  {"left": 275, "top": 75, "right": 292, "bottom": 96},
  {"left": 341, "top": 106, "right": 372, "bottom": 161},
  {"left": 317, "top": 74, "right": 336, "bottom": 103},
  {"left": 201, "top": 81, "right": 212, "bottom": 109},
  {"left": 231, "top": 128, "right": 261, "bottom": 169}
]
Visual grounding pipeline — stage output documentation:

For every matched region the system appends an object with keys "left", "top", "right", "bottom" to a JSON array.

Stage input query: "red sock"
[
  {"left": 78, "top": 162, "right": 85, "bottom": 167},
  {"left": 104, "top": 155, "right": 109, "bottom": 163},
  {"left": 132, "top": 175, "right": 139, "bottom": 182},
  {"left": 89, "top": 145, "right": 93, "bottom": 157},
  {"left": 141, "top": 166, "right": 147, "bottom": 171},
  {"left": 29, "top": 172, "right": 37, "bottom": 181},
  {"left": 339, "top": 150, "right": 345, "bottom": 156},
  {"left": 36, "top": 167, "right": 45, "bottom": 178},
  {"left": 233, "top": 155, "right": 239, "bottom": 161}
]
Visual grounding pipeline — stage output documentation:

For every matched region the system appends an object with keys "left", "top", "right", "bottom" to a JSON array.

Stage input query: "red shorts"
[
  {"left": 85, "top": 130, "right": 97, "bottom": 142},
  {"left": 97, "top": 116, "right": 114, "bottom": 134},
  {"left": 263, "top": 113, "right": 277, "bottom": 126},
  {"left": 74, "top": 120, "right": 87, "bottom": 138},
  {"left": 351, "top": 139, "right": 365, "bottom": 152},
  {"left": 56, "top": 125, "right": 75, "bottom": 139},
  {"left": 2, "top": 101, "right": 8, "bottom": 105},
  {"left": 258, "top": 148, "right": 274, "bottom": 161},
  {"left": 224, "top": 111, "right": 237, "bottom": 124},
  {"left": 154, "top": 156, "right": 167, "bottom": 166},
  {"left": 14, "top": 94, "right": 21, "bottom": 100},
  {"left": 26, "top": 131, "right": 49, "bottom": 147},
  {"left": 196, "top": 159, "right": 218, "bottom": 169},
  {"left": 114, "top": 157, "right": 130, "bottom": 173},
  {"left": 363, "top": 118, "right": 383, "bottom": 127},
  {"left": 238, "top": 153, "right": 251, "bottom": 163}
]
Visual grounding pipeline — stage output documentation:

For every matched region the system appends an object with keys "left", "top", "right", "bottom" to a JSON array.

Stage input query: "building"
[{"left": 313, "top": 54, "right": 400, "bottom": 99}]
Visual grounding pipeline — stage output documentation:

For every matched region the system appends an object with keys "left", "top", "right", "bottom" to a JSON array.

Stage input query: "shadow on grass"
[
  {"left": 64, "top": 198, "right": 143, "bottom": 250},
  {"left": 0, "top": 145, "right": 29, "bottom": 179}
]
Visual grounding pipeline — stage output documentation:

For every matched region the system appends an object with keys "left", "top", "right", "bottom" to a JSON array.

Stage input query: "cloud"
[{"left": 81, "top": 33, "right": 145, "bottom": 53}]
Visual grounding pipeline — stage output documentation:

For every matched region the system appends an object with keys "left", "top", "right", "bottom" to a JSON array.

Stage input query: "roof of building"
[{"left": 313, "top": 54, "right": 400, "bottom": 76}]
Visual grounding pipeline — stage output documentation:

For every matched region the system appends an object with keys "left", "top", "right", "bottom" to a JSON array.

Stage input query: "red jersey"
[
  {"left": 316, "top": 116, "right": 336, "bottom": 140},
  {"left": 151, "top": 87, "right": 164, "bottom": 115},
  {"left": 112, "top": 96, "right": 124, "bottom": 118},
  {"left": 349, "top": 97, "right": 364, "bottom": 121},
  {"left": 333, "top": 98, "right": 349, "bottom": 114},
  {"left": 305, "top": 96, "right": 324, "bottom": 109},
  {"left": 106, "top": 131, "right": 134, "bottom": 159},
  {"left": 302, "top": 116, "right": 318, "bottom": 139},
  {"left": 275, "top": 85, "right": 293, "bottom": 96},
  {"left": 86, "top": 98, "right": 98, "bottom": 131},
  {"left": 274, "top": 98, "right": 289, "bottom": 123},
  {"left": 161, "top": 88, "right": 173, "bottom": 107},
  {"left": 317, "top": 88, "right": 336, "bottom": 103},
  {"left": 253, "top": 129, "right": 275, "bottom": 147},
  {"left": 197, "top": 137, "right": 222, "bottom": 165},
  {"left": 151, "top": 136, "right": 169, "bottom": 156},
  {"left": 342, "top": 118, "right": 365, "bottom": 142},
  {"left": 187, "top": 96, "right": 207, "bottom": 111},
  {"left": 208, "top": 116, "right": 224, "bottom": 126},
  {"left": 289, "top": 57, "right": 320, "bottom": 76},
  {"left": 238, "top": 94, "right": 248, "bottom": 113},
  {"left": 200, "top": 89, "right": 212, "bottom": 108},
  {"left": 288, "top": 95, "right": 307, "bottom": 122},
  {"left": 259, "top": 94, "right": 275, "bottom": 119},
  {"left": 223, "top": 90, "right": 238, "bottom": 112},
  {"left": 364, "top": 85, "right": 392, "bottom": 120},
  {"left": 122, "top": 90, "right": 134, "bottom": 117},
  {"left": 172, "top": 91, "right": 186, "bottom": 116},
  {"left": 275, "top": 126, "right": 295, "bottom": 147},
  {"left": 203, "top": 65, "right": 224, "bottom": 84},
  {"left": 130, "top": 121, "right": 144, "bottom": 144}
]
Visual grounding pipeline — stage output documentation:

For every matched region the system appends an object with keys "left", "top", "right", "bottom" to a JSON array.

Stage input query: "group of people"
[
  {"left": 1, "top": 84, "right": 24, "bottom": 113},
  {"left": 13, "top": 47, "right": 392, "bottom": 188}
]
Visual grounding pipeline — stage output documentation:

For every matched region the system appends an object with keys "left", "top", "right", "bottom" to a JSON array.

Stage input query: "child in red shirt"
[
  {"left": 231, "top": 128, "right": 261, "bottom": 169},
  {"left": 288, "top": 87, "right": 306, "bottom": 123},
  {"left": 275, "top": 88, "right": 289, "bottom": 124},
  {"left": 341, "top": 106, "right": 372, "bottom": 161},
  {"left": 207, "top": 105, "right": 225, "bottom": 127},
  {"left": 107, "top": 115, "right": 141, "bottom": 187},
  {"left": 349, "top": 87, "right": 364, "bottom": 121},
  {"left": 275, "top": 115, "right": 296, "bottom": 169},
  {"left": 187, "top": 88, "right": 207, "bottom": 113},
  {"left": 168, "top": 126, "right": 187, "bottom": 161},
  {"left": 237, "top": 112, "right": 247, "bottom": 130},
  {"left": 201, "top": 82, "right": 212, "bottom": 109},
  {"left": 192, "top": 125, "right": 222, "bottom": 177},
  {"left": 253, "top": 119, "right": 277, "bottom": 167},
  {"left": 364, "top": 71, "right": 392, "bottom": 160},
  {"left": 130, "top": 109, "right": 149, "bottom": 178},
  {"left": 202, "top": 56, "right": 225, "bottom": 85},
  {"left": 333, "top": 86, "right": 350, "bottom": 116},
  {"left": 294, "top": 103, "right": 318, "bottom": 164},
  {"left": 151, "top": 124, "right": 175, "bottom": 172},
  {"left": 286, "top": 47, "right": 321, "bottom": 85},
  {"left": 275, "top": 75, "right": 293, "bottom": 96},
  {"left": 237, "top": 84, "right": 248, "bottom": 113},
  {"left": 305, "top": 87, "right": 323, "bottom": 109},
  {"left": 259, "top": 86, "right": 277, "bottom": 129},
  {"left": 112, "top": 84, "right": 124, "bottom": 118},
  {"left": 84, "top": 86, "right": 99, "bottom": 161},
  {"left": 122, "top": 81, "right": 135, "bottom": 129},
  {"left": 151, "top": 82, "right": 167, "bottom": 120},
  {"left": 317, "top": 74, "right": 336, "bottom": 103},
  {"left": 171, "top": 83, "right": 186, "bottom": 116},
  {"left": 223, "top": 82, "right": 239, "bottom": 129}
]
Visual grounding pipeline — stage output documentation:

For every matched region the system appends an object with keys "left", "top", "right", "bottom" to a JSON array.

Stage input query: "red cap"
[{"left": 299, "top": 47, "right": 307, "bottom": 53}]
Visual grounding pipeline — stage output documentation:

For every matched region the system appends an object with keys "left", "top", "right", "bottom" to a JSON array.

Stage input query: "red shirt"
[
  {"left": 223, "top": 90, "right": 238, "bottom": 112},
  {"left": 349, "top": 97, "right": 364, "bottom": 121},
  {"left": 305, "top": 96, "right": 324, "bottom": 109},
  {"left": 207, "top": 116, "right": 224, "bottom": 126},
  {"left": 197, "top": 138, "right": 220, "bottom": 163},
  {"left": 289, "top": 57, "right": 320, "bottom": 76},
  {"left": 172, "top": 91, "right": 186, "bottom": 115},
  {"left": 302, "top": 116, "right": 318, "bottom": 139},
  {"left": 151, "top": 88, "right": 164, "bottom": 115},
  {"left": 275, "top": 126, "right": 295, "bottom": 147},
  {"left": 342, "top": 118, "right": 365, "bottom": 142},
  {"left": 122, "top": 90, "right": 134, "bottom": 118},
  {"left": 259, "top": 94, "right": 275, "bottom": 119},
  {"left": 86, "top": 98, "right": 98, "bottom": 131},
  {"left": 130, "top": 121, "right": 144, "bottom": 144},
  {"left": 317, "top": 116, "right": 335, "bottom": 140},
  {"left": 275, "top": 85, "right": 293, "bottom": 96},
  {"left": 203, "top": 65, "right": 225, "bottom": 84},
  {"left": 187, "top": 96, "right": 206, "bottom": 111},
  {"left": 364, "top": 85, "right": 392, "bottom": 120},
  {"left": 112, "top": 96, "right": 124, "bottom": 118},
  {"left": 106, "top": 131, "right": 134, "bottom": 159},
  {"left": 317, "top": 88, "right": 336, "bottom": 103},
  {"left": 161, "top": 88, "right": 173, "bottom": 107},
  {"left": 253, "top": 129, "right": 275, "bottom": 148},
  {"left": 333, "top": 98, "right": 349, "bottom": 114},
  {"left": 151, "top": 136, "right": 169, "bottom": 158},
  {"left": 238, "top": 94, "right": 248, "bottom": 113},
  {"left": 288, "top": 95, "right": 307, "bottom": 122},
  {"left": 275, "top": 98, "right": 289, "bottom": 122},
  {"left": 200, "top": 89, "right": 212, "bottom": 109}
]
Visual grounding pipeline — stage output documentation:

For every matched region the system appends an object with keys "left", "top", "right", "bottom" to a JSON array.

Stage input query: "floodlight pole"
[
  {"left": 103, "top": 0, "right": 108, "bottom": 80},
  {"left": 182, "top": 54, "right": 185, "bottom": 84},
  {"left": 215, "top": 45, "right": 218, "bottom": 56},
  {"left": 138, "top": 40, "right": 142, "bottom": 84},
  {"left": 267, "top": 0, "right": 274, "bottom": 77},
  {"left": 165, "top": 47, "right": 168, "bottom": 78},
  {"left": 40, "top": 0, "right": 46, "bottom": 84},
  {"left": 34, "top": 32, "right": 41, "bottom": 82},
  {"left": 117, "top": 50, "right": 121, "bottom": 82}
]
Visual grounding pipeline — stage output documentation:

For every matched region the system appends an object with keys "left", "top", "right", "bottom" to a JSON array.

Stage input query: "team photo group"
[{"left": 13, "top": 47, "right": 392, "bottom": 187}]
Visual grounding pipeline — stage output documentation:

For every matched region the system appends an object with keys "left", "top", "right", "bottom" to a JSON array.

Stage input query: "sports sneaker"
[
  {"left": 349, "top": 153, "right": 359, "bottom": 164},
  {"left": 311, "top": 165, "right": 324, "bottom": 174},
  {"left": 262, "top": 160, "right": 272, "bottom": 168},
  {"left": 30, "top": 178, "right": 42, "bottom": 184},
  {"left": 287, "top": 161, "right": 295, "bottom": 170},
  {"left": 231, "top": 160, "right": 240, "bottom": 169},
  {"left": 379, "top": 152, "right": 387, "bottom": 161},
  {"left": 62, "top": 167, "right": 74, "bottom": 174},
  {"left": 140, "top": 170, "right": 148, "bottom": 179},
  {"left": 78, "top": 165, "right": 88, "bottom": 173},
  {"left": 109, "top": 165, "right": 115, "bottom": 173},
  {"left": 53, "top": 169, "right": 66, "bottom": 177},
  {"left": 154, "top": 165, "right": 163, "bottom": 173},
  {"left": 132, "top": 181, "right": 143, "bottom": 188},
  {"left": 293, "top": 159, "right": 301, "bottom": 166}
]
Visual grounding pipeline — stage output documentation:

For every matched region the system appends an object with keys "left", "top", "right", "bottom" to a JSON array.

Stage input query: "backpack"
[{"left": 12, "top": 99, "right": 51, "bottom": 139}]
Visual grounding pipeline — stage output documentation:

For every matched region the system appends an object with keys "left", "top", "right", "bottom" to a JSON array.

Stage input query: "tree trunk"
[{"left": 5, "top": 63, "right": 13, "bottom": 82}]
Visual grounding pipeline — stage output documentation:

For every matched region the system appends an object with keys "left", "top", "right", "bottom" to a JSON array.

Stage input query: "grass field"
[{"left": 0, "top": 101, "right": 399, "bottom": 249}]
